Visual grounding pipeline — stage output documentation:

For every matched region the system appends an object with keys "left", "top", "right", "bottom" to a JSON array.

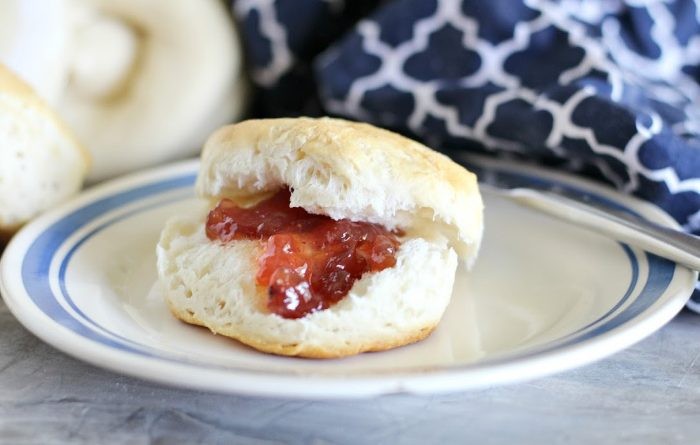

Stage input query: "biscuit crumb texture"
[
  {"left": 157, "top": 212, "right": 458, "bottom": 358},
  {"left": 0, "top": 65, "right": 88, "bottom": 233}
]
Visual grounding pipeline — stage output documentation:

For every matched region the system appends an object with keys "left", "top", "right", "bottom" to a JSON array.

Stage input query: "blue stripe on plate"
[
  {"left": 19, "top": 166, "right": 676, "bottom": 369},
  {"left": 21, "top": 175, "right": 195, "bottom": 358},
  {"left": 558, "top": 244, "right": 639, "bottom": 340},
  {"left": 458, "top": 163, "right": 675, "bottom": 358},
  {"left": 57, "top": 196, "right": 189, "bottom": 354}
]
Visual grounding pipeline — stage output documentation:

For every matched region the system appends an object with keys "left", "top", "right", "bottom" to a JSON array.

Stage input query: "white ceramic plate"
[{"left": 1, "top": 157, "right": 696, "bottom": 399}]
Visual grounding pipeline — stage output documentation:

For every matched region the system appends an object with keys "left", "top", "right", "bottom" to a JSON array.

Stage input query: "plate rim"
[{"left": 1, "top": 157, "right": 696, "bottom": 399}]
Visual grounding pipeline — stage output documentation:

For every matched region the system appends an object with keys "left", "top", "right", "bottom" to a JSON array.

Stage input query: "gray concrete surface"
[{"left": 1, "top": 297, "right": 699, "bottom": 444}]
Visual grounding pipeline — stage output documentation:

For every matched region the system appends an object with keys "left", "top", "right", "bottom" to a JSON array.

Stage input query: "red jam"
[{"left": 205, "top": 189, "right": 402, "bottom": 319}]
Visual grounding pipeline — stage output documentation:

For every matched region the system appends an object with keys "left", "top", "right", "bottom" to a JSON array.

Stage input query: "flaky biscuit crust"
[
  {"left": 0, "top": 64, "right": 90, "bottom": 166},
  {"left": 196, "top": 117, "right": 483, "bottom": 262},
  {"left": 169, "top": 302, "right": 436, "bottom": 359}
]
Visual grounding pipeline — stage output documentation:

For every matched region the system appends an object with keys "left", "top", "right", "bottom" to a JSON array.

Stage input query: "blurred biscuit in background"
[
  {"left": 0, "top": 63, "right": 89, "bottom": 239},
  {"left": 1, "top": 0, "right": 247, "bottom": 182}
]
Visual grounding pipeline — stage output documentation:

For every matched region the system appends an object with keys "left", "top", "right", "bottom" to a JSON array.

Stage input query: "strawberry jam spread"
[{"left": 205, "top": 189, "right": 402, "bottom": 319}]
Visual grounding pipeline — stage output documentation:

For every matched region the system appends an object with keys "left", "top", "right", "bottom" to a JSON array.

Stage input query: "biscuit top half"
[{"left": 196, "top": 117, "right": 483, "bottom": 263}]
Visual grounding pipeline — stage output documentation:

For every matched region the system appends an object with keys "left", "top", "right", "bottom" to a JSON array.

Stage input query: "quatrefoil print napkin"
[{"left": 233, "top": 0, "right": 700, "bottom": 310}]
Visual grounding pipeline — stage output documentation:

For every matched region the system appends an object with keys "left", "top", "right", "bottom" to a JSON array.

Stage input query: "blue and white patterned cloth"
[{"left": 233, "top": 0, "right": 700, "bottom": 310}]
